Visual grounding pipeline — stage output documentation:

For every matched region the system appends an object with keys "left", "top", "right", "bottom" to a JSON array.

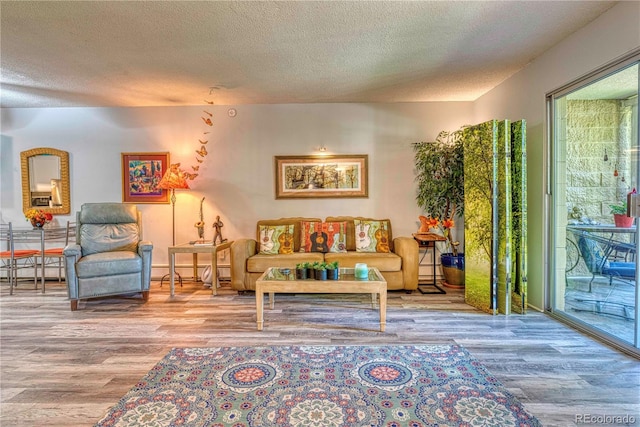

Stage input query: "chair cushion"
[
  {"left": 76, "top": 251, "right": 142, "bottom": 278},
  {"left": 79, "top": 203, "right": 138, "bottom": 224},
  {"left": 81, "top": 224, "right": 139, "bottom": 256},
  {"left": 577, "top": 236, "right": 609, "bottom": 273},
  {"left": 603, "top": 262, "right": 635, "bottom": 278}
]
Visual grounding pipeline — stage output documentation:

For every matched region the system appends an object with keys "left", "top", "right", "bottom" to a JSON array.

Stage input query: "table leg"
[
  {"left": 371, "top": 293, "right": 376, "bottom": 308},
  {"left": 269, "top": 292, "right": 275, "bottom": 309},
  {"left": 256, "top": 287, "right": 264, "bottom": 331},
  {"left": 211, "top": 248, "right": 218, "bottom": 296},
  {"left": 192, "top": 253, "right": 198, "bottom": 281},
  {"left": 379, "top": 290, "right": 387, "bottom": 332},
  {"left": 169, "top": 251, "right": 175, "bottom": 297}
]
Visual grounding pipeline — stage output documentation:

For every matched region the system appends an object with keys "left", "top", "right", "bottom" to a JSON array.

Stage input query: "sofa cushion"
[
  {"left": 324, "top": 251, "right": 401, "bottom": 272},
  {"left": 258, "top": 224, "right": 294, "bottom": 254},
  {"left": 325, "top": 216, "right": 394, "bottom": 252},
  {"left": 300, "top": 221, "right": 348, "bottom": 253},
  {"left": 256, "top": 217, "right": 322, "bottom": 252},
  {"left": 354, "top": 219, "right": 390, "bottom": 253},
  {"left": 247, "top": 252, "right": 324, "bottom": 273}
]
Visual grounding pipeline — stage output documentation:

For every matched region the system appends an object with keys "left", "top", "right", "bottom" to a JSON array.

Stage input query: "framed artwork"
[
  {"left": 121, "top": 152, "right": 170, "bottom": 203},
  {"left": 274, "top": 155, "right": 368, "bottom": 199}
]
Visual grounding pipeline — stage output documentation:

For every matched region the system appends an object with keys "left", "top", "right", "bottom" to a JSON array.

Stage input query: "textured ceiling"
[{"left": 1, "top": 1, "right": 616, "bottom": 108}]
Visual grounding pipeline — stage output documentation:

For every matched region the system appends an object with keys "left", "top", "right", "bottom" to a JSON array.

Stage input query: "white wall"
[
  {"left": 1, "top": 102, "right": 473, "bottom": 274},
  {"left": 474, "top": 1, "right": 640, "bottom": 310}
]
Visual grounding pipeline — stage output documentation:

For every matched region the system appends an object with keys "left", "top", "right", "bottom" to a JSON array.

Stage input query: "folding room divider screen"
[{"left": 463, "top": 119, "right": 527, "bottom": 315}]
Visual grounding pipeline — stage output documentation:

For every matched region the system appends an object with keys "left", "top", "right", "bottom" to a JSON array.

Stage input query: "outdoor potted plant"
[
  {"left": 413, "top": 129, "right": 465, "bottom": 287},
  {"left": 326, "top": 261, "right": 339, "bottom": 280},
  {"left": 609, "top": 201, "right": 634, "bottom": 228}
]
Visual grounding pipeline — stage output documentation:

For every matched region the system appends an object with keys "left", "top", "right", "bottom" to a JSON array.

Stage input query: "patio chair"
[
  {"left": 575, "top": 231, "right": 636, "bottom": 292},
  {"left": 63, "top": 203, "right": 153, "bottom": 311}
]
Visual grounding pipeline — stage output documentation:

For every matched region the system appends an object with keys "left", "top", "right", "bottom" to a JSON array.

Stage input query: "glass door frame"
[{"left": 546, "top": 49, "right": 640, "bottom": 357}]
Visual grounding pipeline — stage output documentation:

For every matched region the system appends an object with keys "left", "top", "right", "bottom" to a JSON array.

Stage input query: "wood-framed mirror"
[{"left": 20, "top": 147, "right": 70, "bottom": 215}]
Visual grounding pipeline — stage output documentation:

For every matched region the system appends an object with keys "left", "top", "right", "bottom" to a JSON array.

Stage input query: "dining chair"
[
  {"left": 0, "top": 223, "right": 39, "bottom": 294},
  {"left": 39, "top": 221, "right": 76, "bottom": 282}
]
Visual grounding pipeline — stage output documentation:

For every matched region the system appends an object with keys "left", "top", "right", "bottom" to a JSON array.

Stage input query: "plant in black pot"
[
  {"left": 295, "top": 263, "right": 308, "bottom": 280},
  {"left": 314, "top": 262, "right": 327, "bottom": 280},
  {"left": 413, "top": 129, "right": 465, "bottom": 288},
  {"left": 326, "top": 261, "right": 339, "bottom": 280}
]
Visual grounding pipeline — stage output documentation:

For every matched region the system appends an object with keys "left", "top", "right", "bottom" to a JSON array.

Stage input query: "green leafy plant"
[
  {"left": 326, "top": 261, "right": 339, "bottom": 270},
  {"left": 609, "top": 201, "right": 627, "bottom": 215},
  {"left": 314, "top": 263, "right": 327, "bottom": 271},
  {"left": 413, "top": 129, "right": 465, "bottom": 255}
]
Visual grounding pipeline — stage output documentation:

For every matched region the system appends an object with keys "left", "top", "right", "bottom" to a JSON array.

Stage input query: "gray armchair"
[{"left": 64, "top": 203, "right": 153, "bottom": 311}]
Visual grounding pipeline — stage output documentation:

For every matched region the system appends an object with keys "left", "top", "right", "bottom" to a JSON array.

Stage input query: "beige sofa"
[{"left": 230, "top": 216, "right": 419, "bottom": 292}]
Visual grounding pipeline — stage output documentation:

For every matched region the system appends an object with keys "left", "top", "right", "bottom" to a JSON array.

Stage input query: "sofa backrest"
[
  {"left": 325, "top": 216, "right": 393, "bottom": 251},
  {"left": 77, "top": 203, "right": 141, "bottom": 256},
  {"left": 255, "top": 217, "right": 322, "bottom": 253}
]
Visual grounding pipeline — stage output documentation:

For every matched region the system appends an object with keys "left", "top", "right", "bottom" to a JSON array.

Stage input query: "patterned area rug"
[{"left": 95, "top": 344, "right": 540, "bottom": 426}]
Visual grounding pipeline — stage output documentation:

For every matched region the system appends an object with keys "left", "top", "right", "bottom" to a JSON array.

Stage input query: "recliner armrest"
[
  {"left": 138, "top": 240, "right": 153, "bottom": 254},
  {"left": 393, "top": 236, "right": 419, "bottom": 290},
  {"left": 63, "top": 243, "right": 81, "bottom": 257}
]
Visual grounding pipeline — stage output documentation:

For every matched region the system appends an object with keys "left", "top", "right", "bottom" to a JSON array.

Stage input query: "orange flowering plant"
[
  {"left": 25, "top": 208, "right": 53, "bottom": 227},
  {"left": 413, "top": 129, "right": 464, "bottom": 256}
]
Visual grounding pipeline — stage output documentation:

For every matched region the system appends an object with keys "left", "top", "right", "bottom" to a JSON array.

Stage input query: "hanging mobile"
[
  {"left": 614, "top": 164, "right": 619, "bottom": 177},
  {"left": 604, "top": 148, "right": 609, "bottom": 161}
]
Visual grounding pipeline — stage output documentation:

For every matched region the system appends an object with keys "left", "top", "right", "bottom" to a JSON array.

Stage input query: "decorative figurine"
[
  {"left": 194, "top": 197, "right": 205, "bottom": 241},
  {"left": 212, "top": 215, "right": 226, "bottom": 245}
]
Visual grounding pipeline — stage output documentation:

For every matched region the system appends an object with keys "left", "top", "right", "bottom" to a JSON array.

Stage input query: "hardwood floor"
[{"left": 1, "top": 279, "right": 639, "bottom": 426}]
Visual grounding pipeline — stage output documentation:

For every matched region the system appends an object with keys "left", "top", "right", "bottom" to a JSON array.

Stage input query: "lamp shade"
[{"left": 158, "top": 165, "right": 190, "bottom": 190}]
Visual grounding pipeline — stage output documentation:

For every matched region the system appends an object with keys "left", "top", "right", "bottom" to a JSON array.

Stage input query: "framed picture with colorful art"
[
  {"left": 121, "top": 152, "right": 170, "bottom": 203},
  {"left": 274, "top": 155, "right": 368, "bottom": 199}
]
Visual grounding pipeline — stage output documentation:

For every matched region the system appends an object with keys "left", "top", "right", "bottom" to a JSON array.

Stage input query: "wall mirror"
[{"left": 20, "top": 147, "right": 70, "bottom": 215}]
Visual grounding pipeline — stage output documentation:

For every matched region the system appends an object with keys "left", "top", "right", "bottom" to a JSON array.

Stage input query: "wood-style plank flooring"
[{"left": 1, "top": 280, "right": 639, "bottom": 427}]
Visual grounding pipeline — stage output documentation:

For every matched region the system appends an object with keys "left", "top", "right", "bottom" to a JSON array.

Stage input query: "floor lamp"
[{"left": 158, "top": 165, "right": 190, "bottom": 287}]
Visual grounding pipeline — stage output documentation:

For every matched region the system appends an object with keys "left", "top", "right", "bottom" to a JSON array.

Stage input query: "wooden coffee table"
[{"left": 255, "top": 267, "right": 387, "bottom": 332}]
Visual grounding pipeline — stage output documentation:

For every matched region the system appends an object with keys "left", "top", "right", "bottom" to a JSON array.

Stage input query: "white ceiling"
[{"left": 0, "top": 1, "right": 617, "bottom": 108}]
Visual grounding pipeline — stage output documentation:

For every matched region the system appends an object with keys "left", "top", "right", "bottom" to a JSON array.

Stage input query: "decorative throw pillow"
[
  {"left": 299, "top": 221, "right": 323, "bottom": 252},
  {"left": 354, "top": 220, "right": 390, "bottom": 253},
  {"left": 323, "top": 221, "right": 348, "bottom": 253},
  {"left": 300, "top": 221, "right": 348, "bottom": 253},
  {"left": 259, "top": 224, "right": 295, "bottom": 254}
]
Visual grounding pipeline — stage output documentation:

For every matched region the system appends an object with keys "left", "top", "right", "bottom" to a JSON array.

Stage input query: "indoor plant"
[
  {"left": 413, "top": 129, "right": 465, "bottom": 287},
  {"left": 326, "top": 261, "right": 339, "bottom": 280},
  {"left": 609, "top": 201, "right": 634, "bottom": 227}
]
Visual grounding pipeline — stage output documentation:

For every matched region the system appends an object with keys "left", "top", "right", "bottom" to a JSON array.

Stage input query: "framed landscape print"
[
  {"left": 121, "top": 152, "right": 170, "bottom": 203},
  {"left": 275, "top": 155, "right": 368, "bottom": 199}
]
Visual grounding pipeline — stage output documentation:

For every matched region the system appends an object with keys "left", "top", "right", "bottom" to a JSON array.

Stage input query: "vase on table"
[{"left": 30, "top": 219, "right": 44, "bottom": 228}]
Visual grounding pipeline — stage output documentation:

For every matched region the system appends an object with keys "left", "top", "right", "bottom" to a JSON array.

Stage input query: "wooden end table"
[{"left": 167, "top": 240, "right": 233, "bottom": 297}]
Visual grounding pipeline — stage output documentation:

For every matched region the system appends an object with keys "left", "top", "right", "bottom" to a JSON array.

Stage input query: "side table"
[
  {"left": 412, "top": 233, "right": 446, "bottom": 294},
  {"left": 168, "top": 240, "right": 233, "bottom": 297}
]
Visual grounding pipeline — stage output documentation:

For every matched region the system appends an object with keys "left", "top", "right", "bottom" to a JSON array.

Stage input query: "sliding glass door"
[{"left": 548, "top": 56, "right": 639, "bottom": 355}]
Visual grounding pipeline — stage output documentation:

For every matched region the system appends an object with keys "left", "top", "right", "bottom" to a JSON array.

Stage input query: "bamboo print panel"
[
  {"left": 496, "top": 120, "right": 512, "bottom": 315},
  {"left": 463, "top": 120, "right": 498, "bottom": 314},
  {"left": 511, "top": 120, "right": 528, "bottom": 314}
]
